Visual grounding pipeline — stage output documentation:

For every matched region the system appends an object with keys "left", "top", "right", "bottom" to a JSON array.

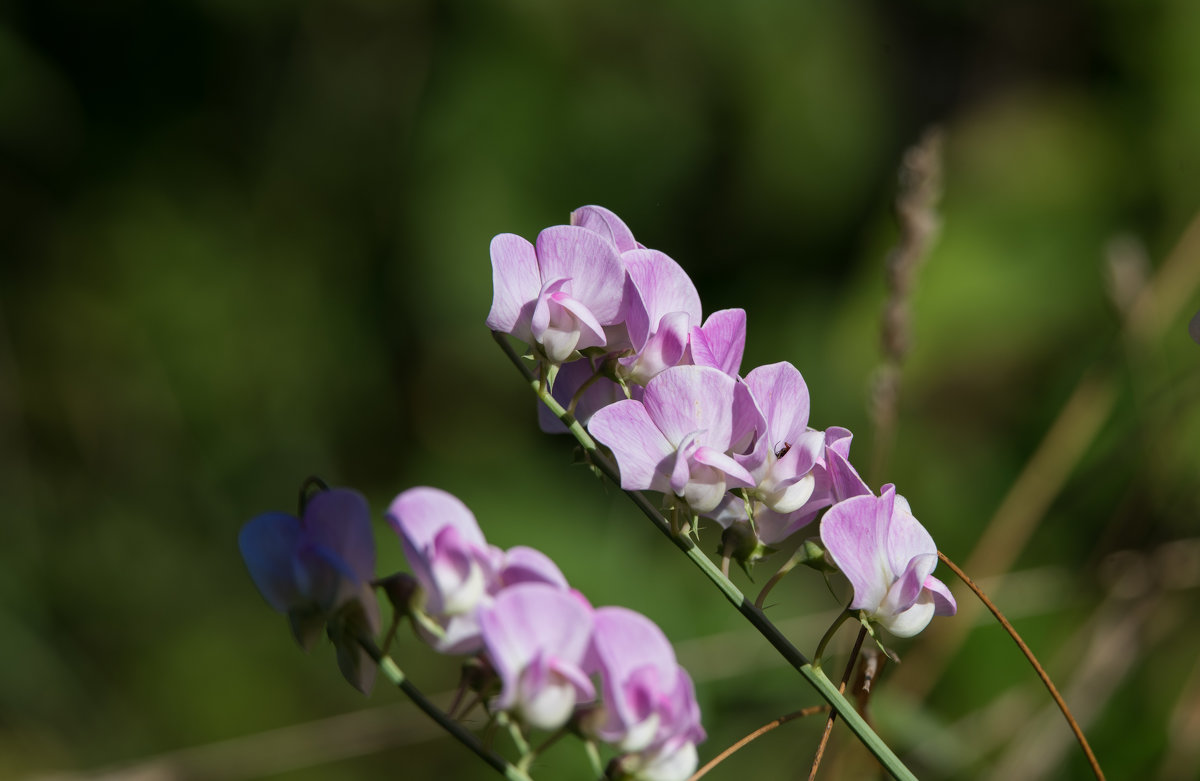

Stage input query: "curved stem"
[
  {"left": 359, "top": 637, "right": 534, "bottom": 781},
  {"left": 493, "top": 331, "right": 918, "bottom": 781},
  {"left": 938, "top": 551, "right": 1105, "bottom": 781},
  {"left": 688, "top": 705, "right": 829, "bottom": 781},
  {"left": 808, "top": 625, "right": 868, "bottom": 781},
  {"left": 812, "top": 609, "right": 854, "bottom": 671},
  {"left": 567, "top": 362, "right": 605, "bottom": 417}
]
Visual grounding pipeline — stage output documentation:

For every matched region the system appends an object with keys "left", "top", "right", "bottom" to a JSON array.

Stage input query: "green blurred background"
[{"left": 2, "top": 0, "right": 1199, "bottom": 779}]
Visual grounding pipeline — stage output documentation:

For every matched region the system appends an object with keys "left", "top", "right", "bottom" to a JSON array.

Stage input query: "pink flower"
[
  {"left": 478, "top": 583, "right": 596, "bottom": 730},
  {"left": 588, "top": 365, "right": 757, "bottom": 514},
  {"left": 583, "top": 607, "right": 704, "bottom": 756},
  {"left": 820, "top": 486, "right": 957, "bottom": 638},
  {"left": 487, "top": 218, "right": 629, "bottom": 364},
  {"left": 387, "top": 487, "right": 566, "bottom": 654}
]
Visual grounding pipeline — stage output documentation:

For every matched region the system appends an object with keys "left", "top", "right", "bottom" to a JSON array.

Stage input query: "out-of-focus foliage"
[{"left": 1, "top": 1, "right": 1197, "bottom": 779}]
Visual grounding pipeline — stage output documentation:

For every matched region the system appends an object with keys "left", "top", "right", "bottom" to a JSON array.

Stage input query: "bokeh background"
[{"left": 3, "top": 1, "right": 1199, "bottom": 779}]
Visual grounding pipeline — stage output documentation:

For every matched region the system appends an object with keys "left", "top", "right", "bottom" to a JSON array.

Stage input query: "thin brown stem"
[
  {"left": 687, "top": 705, "right": 830, "bottom": 781},
  {"left": 938, "top": 551, "right": 1105, "bottom": 781},
  {"left": 808, "top": 625, "right": 869, "bottom": 781}
]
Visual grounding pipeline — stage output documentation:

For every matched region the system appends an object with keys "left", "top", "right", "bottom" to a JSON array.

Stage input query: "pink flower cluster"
[
  {"left": 389, "top": 487, "right": 705, "bottom": 779},
  {"left": 489, "top": 207, "right": 956, "bottom": 639},
  {"left": 240, "top": 484, "right": 705, "bottom": 779}
]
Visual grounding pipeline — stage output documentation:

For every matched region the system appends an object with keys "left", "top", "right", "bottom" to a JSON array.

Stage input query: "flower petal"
[
  {"left": 924, "top": 575, "right": 957, "bottom": 616},
  {"left": 589, "top": 607, "right": 678, "bottom": 740},
  {"left": 479, "top": 583, "right": 595, "bottom": 722},
  {"left": 589, "top": 400, "right": 675, "bottom": 492},
  {"left": 688, "top": 308, "right": 746, "bottom": 377},
  {"left": 486, "top": 233, "right": 540, "bottom": 341},
  {"left": 498, "top": 546, "right": 569, "bottom": 589},
  {"left": 571, "top": 204, "right": 639, "bottom": 252},
  {"left": 642, "top": 365, "right": 737, "bottom": 449},
  {"left": 880, "top": 595, "right": 937, "bottom": 638},
  {"left": 302, "top": 488, "right": 375, "bottom": 583},
  {"left": 743, "top": 362, "right": 810, "bottom": 447},
  {"left": 622, "top": 310, "right": 692, "bottom": 384},
  {"left": 881, "top": 485, "right": 937, "bottom": 578},
  {"left": 387, "top": 487, "right": 488, "bottom": 553},
  {"left": 820, "top": 494, "right": 890, "bottom": 612},
  {"left": 535, "top": 225, "right": 626, "bottom": 324},
  {"left": 239, "top": 511, "right": 303, "bottom": 611},
  {"left": 624, "top": 250, "right": 701, "bottom": 342}
]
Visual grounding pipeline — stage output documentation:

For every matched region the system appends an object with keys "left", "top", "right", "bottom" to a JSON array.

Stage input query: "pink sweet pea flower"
[
  {"left": 618, "top": 250, "right": 702, "bottom": 385},
  {"left": 478, "top": 583, "right": 596, "bottom": 731},
  {"left": 583, "top": 607, "right": 704, "bottom": 755},
  {"left": 720, "top": 362, "right": 829, "bottom": 543},
  {"left": 487, "top": 221, "right": 628, "bottom": 364},
  {"left": 588, "top": 365, "right": 757, "bottom": 514},
  {"left": 387, "top": 487, "right": 567, "bottom": 654},
  {"left": 819, "top": 485, "right": 957, "bottom": 638},
  {"left": 238, "top": 487, "right": 381, "bottom": 693}
]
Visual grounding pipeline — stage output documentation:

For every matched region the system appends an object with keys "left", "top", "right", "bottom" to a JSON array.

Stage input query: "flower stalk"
[
  {"left": 358, "top": 637, "right": 535, "bottom": 781},
  {"left": 494, "top": 330, "right": 919, "bottom": 781}
]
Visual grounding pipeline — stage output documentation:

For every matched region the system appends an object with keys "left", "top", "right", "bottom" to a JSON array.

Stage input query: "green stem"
[
  {"left": 567, "top": 362, "right": 606, "bottom": 417},
  {"left": 492, "top": 331, "right": 918, "bottom": 781},
  {"left": 812, "top": 609, "right": 855, "bottom": 670},
  {"left": 360, "top": 637, "right": 534, "bottom": 781}
]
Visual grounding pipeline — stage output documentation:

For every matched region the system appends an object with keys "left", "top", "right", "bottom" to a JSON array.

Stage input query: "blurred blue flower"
[{"left": 239, "top": 487, "right": 381, "bottom": 693}]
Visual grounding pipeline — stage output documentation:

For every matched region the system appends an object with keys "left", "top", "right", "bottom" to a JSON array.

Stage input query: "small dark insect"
[{"left": 775, "top": 441, "right": 791, "bottom": 458}]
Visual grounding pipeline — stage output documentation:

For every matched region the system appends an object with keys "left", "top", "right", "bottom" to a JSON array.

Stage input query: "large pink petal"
[
  {"left": 387, "top": 487, "right": 488, "bottom": 552},
  {"left": 820, "top": 494, "right": 890, "bottom": 612},
  {"left": 479, "top": 583, "right": 595, "bottom": 712},
  {"left": 535, "top": 226, "right": 626, "bottom": 324},
  {"left": 881, "top": 486, "right": 937, "bottom": 578},
  {"left": 486, "top": 233, "right": 540, "bottom": 341},
  {"left": 642, "top": 366, "right": 737, "bottom": 449},
  {"left": 590, "top": 607, "right": 678, "bottom": 739},
  {"left": 624, "top": 250, "right": 701, "bottom": 338},
  {"left": 743, "top": 362, "right": 810, "bottom": 447},
  {"left": 588, "top": 400, "right": 675, "bottom": 492}
]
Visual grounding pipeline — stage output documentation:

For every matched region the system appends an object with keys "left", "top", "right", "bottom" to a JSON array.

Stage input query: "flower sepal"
[{"left": 718, "top": 522, "right": 776, "bottom": 572}]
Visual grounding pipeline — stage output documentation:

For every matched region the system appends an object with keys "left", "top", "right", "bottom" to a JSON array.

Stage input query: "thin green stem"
[
  {"left": 808, "top": 625, "right": 869, "bottom": 781},
  {"left": 359, "top": 637, "right": 534, "bottom": 781},
  {"left": 812, "top": 609, "right": 854, "bottom": 671},
  {"left": 567, "top": 363, "right": 606, "bottom": 416},
  {"left": 583, "top": 740, "right": 603, "bottom": 778},
  {"left": 496, "top": 711, "right": 531, "bottom": 757},
  {"left": 493, "top": 331, "right": 918, "bottom": 781},
  {"left": 520, "top": 728, "right": 569, "bottom": 773}
]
